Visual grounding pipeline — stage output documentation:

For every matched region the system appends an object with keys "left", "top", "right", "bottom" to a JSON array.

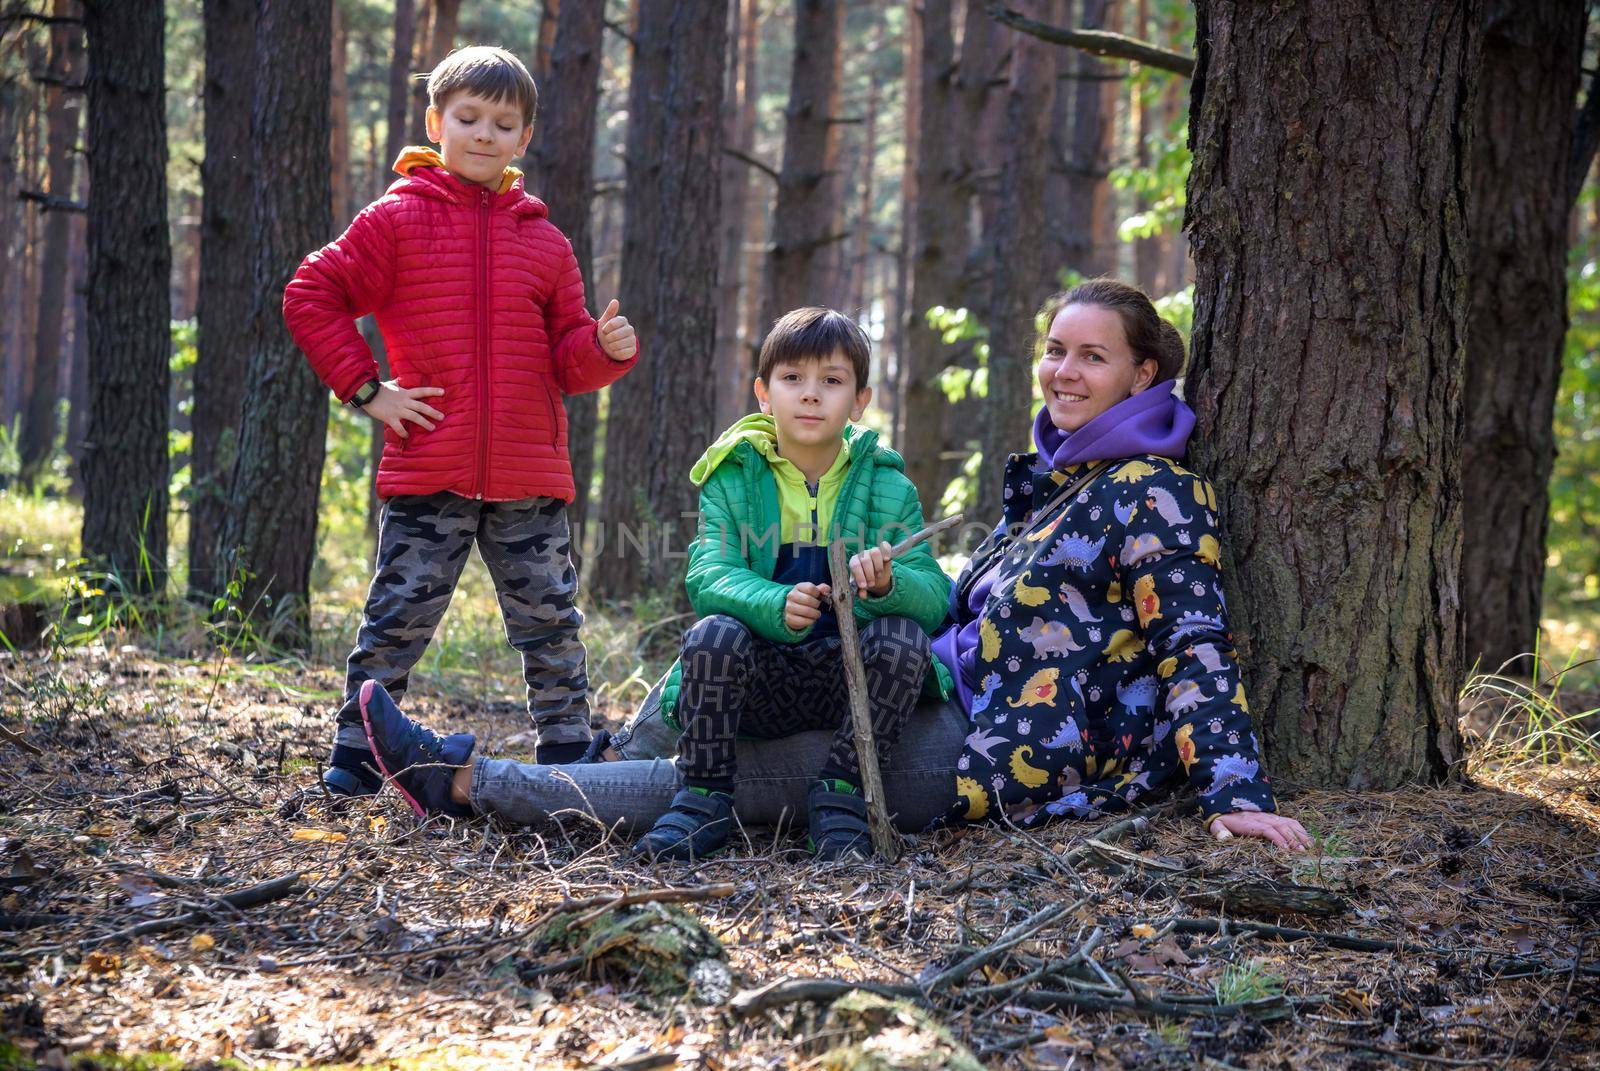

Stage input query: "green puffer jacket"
[{"left": 650, "top": 420, "right": 954, "bottom": 730}]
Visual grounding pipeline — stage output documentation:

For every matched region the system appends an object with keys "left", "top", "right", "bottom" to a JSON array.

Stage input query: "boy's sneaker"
[
  {"left": 807, "top": 779, "right": 872, "bottom": 862},
  {"left": 358, "top": 680, "right": 476, "bottom": 819},
  {"left": 535, "top": 738, "right": 590, "bottom": 765},
  {"left": 322, "top": 744, "right": 382, "bottom": 798},
  {"left": 632, "top": 786, "right": 733, "bottom": 861},
  {"left": 574, "top": 729, "right": 615, "bottom": 764}
]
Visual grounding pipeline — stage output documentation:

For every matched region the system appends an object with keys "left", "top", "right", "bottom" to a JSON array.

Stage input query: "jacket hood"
[
  {"left": 689, "top": 415, "right": 899, "bottom": 486},
  {"left": 1032, "top": 380, "right": 1196, "bottom": 469},
  {"left": 390, "top": 146, "right": 544, "bottom": 214}
]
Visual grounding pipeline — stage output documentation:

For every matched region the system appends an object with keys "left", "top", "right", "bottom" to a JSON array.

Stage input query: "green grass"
[
  {"left": 1213, "top": 959, "right": 1285, "bottom": 1005},
  {"left": 1460, "top": 644, "right": 1600, "bottom": 767}
]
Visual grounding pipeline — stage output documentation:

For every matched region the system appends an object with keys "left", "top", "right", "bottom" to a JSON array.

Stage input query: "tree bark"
[
  {"left": 329, "top": 0, "right": 350, "bottom": 226},
  {"left": 1460, "top": 0, "right": 1586, "bottom": 674},
  {"left": 407, "top": 0, "right": 434, "bottom": 143},
  {"left": 1184, "top": 0, "right": 1474, "bottom": 788},
  {"left": 385, "top": 0, "right": 415, "bottom": 172},
  {"left": 80, "top": 0, "right": 172, "bottom": 596},
  {"left": 761, "top": 0, "right": 844, "bottom": 334},
  {"left": 534, "top": 0, "right": 559, "bottom": 87},
  {"left": 975, "top": 0, "right": 1060, "bottom": 532},
  {"left": 594, "top": 0, "right": 727, "bottom": 601},
  {"left": 714, "top": 0, "right": 757, "bottom": 431},
  {"left": 218, "top": 0, "right": 331, "bottom": 644},
  {"left": 529, "top": 0, "right": 604, "bottom": 534},
  {"left": 18, "top": 0, "right": 82, "bottom": 490},
  {"left": 899, "top": 0, "right": 960, "bottom": 513},
  {"left": 0, "top": 67, "right": 24, "bottom": 426},
  {"left": 190, "top": 0, "right": 258, "bottom": 601},
  {"left": 1045, "top": 0, "right": 1115, "bottom": 282}
]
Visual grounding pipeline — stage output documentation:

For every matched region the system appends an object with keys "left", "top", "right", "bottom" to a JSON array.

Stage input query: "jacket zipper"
[{"left": 474, "top": 188, "right": 491, "bottom": 499}]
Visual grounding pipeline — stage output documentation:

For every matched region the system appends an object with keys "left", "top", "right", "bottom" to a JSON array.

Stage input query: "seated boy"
[
  {"left": 631, "top": 307, "right": 952, "bottom": 861},
  {"left": 347, "top": 308, "right": 954, "bottom": 861}
]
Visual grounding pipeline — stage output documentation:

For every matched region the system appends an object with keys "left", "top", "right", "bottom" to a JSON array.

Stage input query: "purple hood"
[
  {"left": 932, "top": 381, "right": 1196, "bottom": 716},
  {"left": 1032, "top": 380, "right": 1195, "bottom": 468}
]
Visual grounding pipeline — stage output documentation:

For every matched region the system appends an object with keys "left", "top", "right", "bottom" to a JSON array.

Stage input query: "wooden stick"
[
  {"left": 883, "top": 513, "right": 963, "bottom": 562},
  {"left": 827, "top": 539, "right": 900, "bottom": 862}
]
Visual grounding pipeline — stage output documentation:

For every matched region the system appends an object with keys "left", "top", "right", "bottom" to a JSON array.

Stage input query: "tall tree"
[
  {"left": 79, "top": 0, "right": 171, "bottom": 595},
  {"left": 714, "top": 0, "right": 758, "bottom": 430},
  {"left": 1185, "top": 0, "right": 1475, "bottom": 787},
  {"left": 761, "top": 0, "right": 844, "bottom": 334},
  {"left": 595, "top": 0, "right": 728, "bottom": 600},
  {"left": 218, "top": 0, "right": 331, "bottom": 643},
  {"left": 0, "top": 40, "right": 27, "bottom": 416},
  {"left": 189, "top": 0, "right": 258, "bottom": 600},
  {"left": 1460, "top": 0, "right": 1588, "bottom": 673},
  {"left": 529, "top": 0, "right": 605, "bottom": 532},
  {"left": 975, "top": 0, "right": 1061, "bottom": 531},
  {"left": 1044, "top": 0, "right": 1115, "bottom": 283},
  {"left": 329, "top": 0, "right": 351, "bottom": 225},
  {"left": 899, "top": 0, "right": 961, "bottom": 510},
  {"left": 18, "top": 0, "right": 83, "bottom": 490}
]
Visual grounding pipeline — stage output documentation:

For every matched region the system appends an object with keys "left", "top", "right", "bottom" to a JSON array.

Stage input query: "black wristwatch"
[{"left": 348, "top": 378, "right": 381, "bottom": 408}]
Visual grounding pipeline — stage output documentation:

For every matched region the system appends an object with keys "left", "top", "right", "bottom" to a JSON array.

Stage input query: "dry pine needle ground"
[{"left": 1, "top": 646, "right": 1597, "bottom": 1070}]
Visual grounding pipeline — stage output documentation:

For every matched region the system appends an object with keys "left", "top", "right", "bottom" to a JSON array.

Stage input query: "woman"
[{"left": 355, "top": 280, "right": 1308, "bottom": 851}]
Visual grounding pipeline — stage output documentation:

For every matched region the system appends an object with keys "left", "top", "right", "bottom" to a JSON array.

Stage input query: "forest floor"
[{"left": 1, "top": 643, "right": 1597, "bottom": 1071}]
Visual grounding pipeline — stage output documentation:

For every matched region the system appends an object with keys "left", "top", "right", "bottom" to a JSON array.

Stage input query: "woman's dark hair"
[{"left": 1035, "top": 278, "right": 1185, "bottom": 384}]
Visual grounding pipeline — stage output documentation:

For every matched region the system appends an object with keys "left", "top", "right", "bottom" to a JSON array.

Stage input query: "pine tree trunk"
[
  {"left": 407, "top": 0, "right": 434, "bottom": 142},
  {"left": 530, "top": 0, "right": 604, "bottom": 532},
  {"left": 761, "top": 0, "right": 844, "bottom": 334},
  {"left": 975, "top": 0, "right": 1060, "bottom": 532},
  {"left": 66, "top": 174, "right": 88, "bottom": 488},
  {"left": 385, "top": 0, "right": 415, "bottom": 171},
  {"left": 18, "top": 0, "right": 82, "bottom": 490},
  {"left": 1046, "top": 0, "right": 1114, "bottom": 281},
  {"left": 900, "top": 0, "right": 960, "bottom": 512},
  {"left": 714, "top": 0, "right": 756, "bottom": 431},
  {"left": 190, "top": 0, "right": 258, "bottom": 601},
  {"left": 80, "top": 0, "right": 172, "bottom": 596},
  {"left": 1460, "top": 0, "right": 1586, "bottom": 674},
  {"left": 329, "top": 0, "right": 351, "bottom": 226},
  {"left": 0, "top": 69, "right": 24, "bottom": 425},
  {"left": 13, "top": 90, "right": 43, "bottom": 434},
  {"left": 219, "top": 0, "right": 331, "bottom": 644},
  {"left": 1184, "top": 0, "right": 1475, "bottom": 788},
  {"left": 1131, "top": 0, "right": 1164, "bottom": 294},
  {"left": 594, "top": 0, "right": 727, "bottom": 601},
  {"left": 535, "top": 0, "right": 560, "bottom": 86}
]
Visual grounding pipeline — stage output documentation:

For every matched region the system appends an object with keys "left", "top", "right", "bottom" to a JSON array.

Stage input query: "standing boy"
[
  {"left": 284, "top": 46, "right": 638, "bottom": 795},
  {"left": 632, "top": 308, "right": 953, "bottom": 860}
]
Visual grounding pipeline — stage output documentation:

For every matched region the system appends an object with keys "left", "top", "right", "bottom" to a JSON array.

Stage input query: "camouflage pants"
[{"left": 334, "top": 493, "right": 590, "bottom": 750}]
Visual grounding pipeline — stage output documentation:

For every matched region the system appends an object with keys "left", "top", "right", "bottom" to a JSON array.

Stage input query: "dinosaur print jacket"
[{"left": 948, "top": 452, "right": 1277, "bottom": 827}]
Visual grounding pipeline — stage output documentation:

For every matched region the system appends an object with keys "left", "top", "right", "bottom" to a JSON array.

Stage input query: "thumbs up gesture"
[{"left": 597, "top": 299, "right": 637, "bottom": 362}]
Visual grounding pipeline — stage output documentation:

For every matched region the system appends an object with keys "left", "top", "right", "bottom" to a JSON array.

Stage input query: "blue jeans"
[{"left": 468, "top": 695, "right": 966, "bottom": 834}]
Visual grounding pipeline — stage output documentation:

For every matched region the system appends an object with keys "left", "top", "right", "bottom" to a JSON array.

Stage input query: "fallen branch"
[
  {"left": 0, "top": 722, "right": 43, "bottom": 755},
  {"left": 924, "top": 894, "right": 1090, "bottom": 993},
  {"left": 828, "top": 539, "right": 900, "bottom": 862},
  {"left": 529, "top": 882, "right": 737, "bottom": 929}
]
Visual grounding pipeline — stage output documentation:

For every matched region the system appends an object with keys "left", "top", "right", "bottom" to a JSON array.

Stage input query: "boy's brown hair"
[
  {"left": 757, "top": 307, "right": 872, "bottom": 390},
  {"left": 427, "top": 46, "right": 539, "bottom": 127}
]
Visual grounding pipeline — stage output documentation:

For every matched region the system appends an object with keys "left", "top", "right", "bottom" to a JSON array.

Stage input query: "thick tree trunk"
[
  {"left": 65, "top": 172, "right": 88, "bottom": 488},
  {"left": 80, "top": 0, "right": 172, "bottom": 596},
  {"left": 761, "top": 0, "right": 844, "bottom": 334},
  {"left": 190, "top": 0, "right": 258, "bottom": 601},
  {"left": 1184, "top": 0, "right": 1474, "bottom": 788},
  {"left": 407, "top": 0, "right": 434, "bottom": 143},
  {"left": 975, "top": 0, "right": 1060, "bottom": 532},
  {"left": 714, "top": 0, "right": 757, "bottom": 430},
  {"left": 0, "top": 70, "right": 24, "bottom": 422},
  {"left": 1460, "top": 0, "right": 1586, "bottom": 675},
  {"left": 847, "top": 37, "right": 880, "bottom": 319},
  {"left": 219, "top": 0, "right": 331, "bottom": 645},
  {"left": 530, "top": 0, "right": 604, "bottom": 533},
  {"left": 1131, "top": 0, "right": 1164, "bottom": 294},
  {"left": 535, "top": 0, "right": 559, "bottom": 86},
  {"left": 594, "top": 0, "right": 727, "bottom": 601},
  {"left": 18, "top": 0, "right": 83, "bottom": 490}
]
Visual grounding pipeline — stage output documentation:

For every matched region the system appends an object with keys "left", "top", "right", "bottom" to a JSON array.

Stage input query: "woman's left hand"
[{"left": 1211, "top": 811, "right": 1313, "bottom": 851}]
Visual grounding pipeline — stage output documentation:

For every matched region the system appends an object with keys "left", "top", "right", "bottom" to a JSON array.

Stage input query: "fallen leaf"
[
  {"left": 292, "top": 828, "right": 347, "bottom": 843},
  {"left": 189, "top": 933, "right": 215, "bottom": 953},
  {"left": 1131, "top": 923, "right": 1157, "bottom": 938}
]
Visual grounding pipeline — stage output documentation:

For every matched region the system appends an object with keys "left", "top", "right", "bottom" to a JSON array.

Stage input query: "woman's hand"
[
  {"left": 784, "top": 581, "right": 832, "bottom": 632},
  {"left": 362, "top": 381, "right": 445, "bottom": 438},
  {"left": 1210, "top": 811, "right": 1313, "bottom": 851}
]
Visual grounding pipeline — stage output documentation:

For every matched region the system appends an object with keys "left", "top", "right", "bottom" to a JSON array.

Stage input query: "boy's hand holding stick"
[{"left": 826, "top": 513, "right": 963, "bottom": 861}]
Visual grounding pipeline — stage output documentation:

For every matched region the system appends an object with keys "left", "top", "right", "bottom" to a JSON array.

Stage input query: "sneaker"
[
  {"left": 358, "top": 680, "right": 476, "bottom": 818},
  {"left": 632, "top": 786, "right": 733, "bottom": 861},
  {"left": 321, "top": 744, "right": 382, "bottom": 798},
  {"left": 535, "top": 738, "right": 591, "bottom": 765},
  {"left": 807, "top": 780, "right": 872, "bottom": 862},
  {"left": 575, "top": 729, "right": 615, "bottom": 764}
]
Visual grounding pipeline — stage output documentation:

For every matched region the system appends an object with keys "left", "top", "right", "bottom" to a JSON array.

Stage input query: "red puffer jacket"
[{"left": 284, "top": 153, "right": 636, "bottom": 502}]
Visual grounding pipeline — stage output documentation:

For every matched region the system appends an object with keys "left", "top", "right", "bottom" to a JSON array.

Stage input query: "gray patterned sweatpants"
[
  {"left": 333, "top": 493, "right": 590, "bottom": 751},
  {"left": 675, "top": 613, "right": 930, "bottom": 786}
]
